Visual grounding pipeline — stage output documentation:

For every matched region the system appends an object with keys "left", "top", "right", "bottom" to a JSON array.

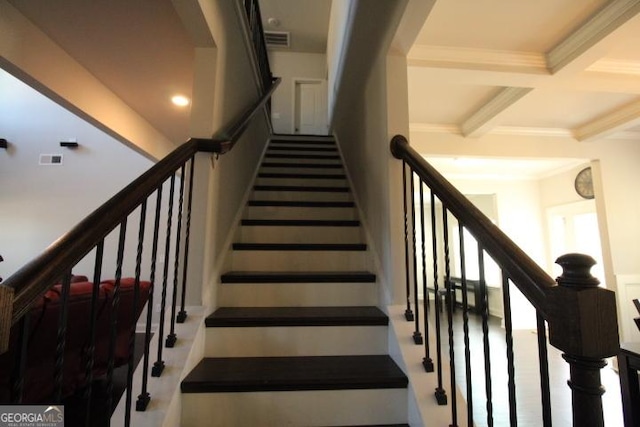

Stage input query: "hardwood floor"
[{"left": 428, "top": 307, "right": 623, "bottom": 426}]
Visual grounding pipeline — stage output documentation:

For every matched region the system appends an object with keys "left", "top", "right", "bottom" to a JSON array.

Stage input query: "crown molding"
[
  {"left": 410, "top": 123, "right": 576, "bottom": 138},
  {"left": 461, "top": 87, "right": 533, "bottom": 137},
  {"left": 546, "top": 0, "right": 640, "bottom": 74},
  {"left": 408, "top": 45, "right": 547, "bottom": 73},
  {"left": 586, "top": 58, "right": 640, "bottom": 75},
  {"left": 409, "top": 123, "right": 461, "bottom": 134},
  {"left": 491, "top": 126, "right": 574, "bottom": 138}
]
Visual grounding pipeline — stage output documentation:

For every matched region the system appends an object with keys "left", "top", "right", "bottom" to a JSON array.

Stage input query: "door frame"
[{"left": 291, "top": 78, "right": 327, "bottom": 135}]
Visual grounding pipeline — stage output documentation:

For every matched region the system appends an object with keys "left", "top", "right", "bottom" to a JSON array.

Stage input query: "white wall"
[
  {"left": 411, "top": 130, "right": 640, "bottom": 338},
  {"left": 269, "top": 51, "right": 327, "bottom": 134},
  {"left": 0, "top": 1, "right": 177, "bottom": 161},
  {"left": 0, "top": 69, "right": 153, "bottom": 281}
]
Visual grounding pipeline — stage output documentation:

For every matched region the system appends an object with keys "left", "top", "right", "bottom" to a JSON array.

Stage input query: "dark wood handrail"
[
  {"left": 390, "top": 135, "right": 555, "bottom": 317},
  {"left": 1, "top": 77, "right": 281, "bottom": 326}
]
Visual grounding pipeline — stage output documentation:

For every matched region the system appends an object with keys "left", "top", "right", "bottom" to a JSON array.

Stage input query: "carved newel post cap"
[{"left": 555, "top": 253, "right": 600, "bottom": 289}]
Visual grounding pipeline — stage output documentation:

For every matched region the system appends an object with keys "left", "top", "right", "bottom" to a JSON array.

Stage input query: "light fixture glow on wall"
[{"left": 171, "top": 95, "right": 190, "bottom": 107}]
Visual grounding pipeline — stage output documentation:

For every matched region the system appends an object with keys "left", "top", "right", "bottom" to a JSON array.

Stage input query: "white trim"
[
  {"left": 291, "top": 77, "right": 329, "bottom": 135},
  {"left": 408, "top": 45, "right": 547, "bottom": 73},
  {"left": 461, "top": 87, "right": 534, "bottom": 137},
  {"left": 587, "top": 58, "right": 640, "bottom": 75},
  {"left": 546, "top": 0, "right": 640, "bottom": 74},
  {"left": 573, "top": 99, "right": 640, "bottom": 141}
]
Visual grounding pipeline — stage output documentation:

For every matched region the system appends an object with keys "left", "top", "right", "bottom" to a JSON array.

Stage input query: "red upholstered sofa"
[{"left": 0, "top": 276, "right": 151, "bottom": 403}]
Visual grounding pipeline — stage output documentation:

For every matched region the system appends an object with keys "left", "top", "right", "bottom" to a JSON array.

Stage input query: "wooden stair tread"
[
  {"left": 241, "top": 219, "right": 360, "bottom": 226},
  {"left": 258, "top": 172, "right": 346, "bottom": 179},
  {"left": 220, "top": 271, "right": 376, "bottom": 283},
  {"left": 247, "top": 200, "right": 354, "bottom": 207},
  {"left": 232, "top": 243, "right": 366, "bottom": 251},
  {"left": 180, "top": 355, "right": 407, "bottom": 393},
  {"left": 267, "top": 146, "right": 337, "bottom": 152},
  {"left": 205, "top": 306, "right": 388, "bottom": 327},
  {"left": 265, "top": 153, "right": 340, "bottom": 160},
  {"left": 261, "top": 162, "right": 343, "bottom": 169},
  {"left": 254, "top": 185, "right": 349, "bottom": 192}
]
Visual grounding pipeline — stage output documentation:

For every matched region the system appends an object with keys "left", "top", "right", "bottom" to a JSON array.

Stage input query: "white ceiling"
[
  {"left": 6, "top": 0, "right": 639, "bottom": 179},
  {"left": 7, "top": 0, "right": 196, "bottom": 144},
  {"left": 408, "top": 0, "right": 640, "bottom": 143}
]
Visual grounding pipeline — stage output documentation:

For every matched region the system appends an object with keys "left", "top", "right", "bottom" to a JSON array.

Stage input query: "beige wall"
[
  {"left": 269, "top": 51, "right": 327, "bottom": 134},
  {"left": 331, "top": 1, "right": 410, "bottom": 304},
  {"left": 0, "top": 1, "right": 177, "bottom": 161},
  {"left": 187, "top": 0, "right": 271, "bottom": 306}
]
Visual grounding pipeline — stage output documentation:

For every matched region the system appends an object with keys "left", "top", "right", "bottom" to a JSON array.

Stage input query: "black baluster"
[
  {"left": 178, "top": 156, "right": 196, "bottom": 323},
  {"left": 167, "top": 167, "right": 185, "bottom": 348},
  {"left": 138, "top": 185, "right": 163, "bottom": 408},
  {"left": 458, "top": 223, "right": 474, "bottom": 427},
  {"left": 442, "top": 208, "right": 458, "bottom": 426},
  {"left": 420, "top": 180, "right": 433, "bottom": 372},
  {"left": 536, "top": 312, "right": 552, "bottom": 427},
  {"left": 54, "top": 271, "right": 72, "bottom": 402},
  {"left": 410, "top": 170, "right": 422, "bottom": 344},
  {"left": 10, "top": 315, "right": 29, "bottom": 403},
  {"left": 153, "top": 175, "right": 176, "bottom": 377},
  {"left": 83, "top": 240, "right": 104, "bottom": 425},
  {"left": 402, "top": 161, "right": 414, "bottom": 321},
  {"left": 501, "top": 273, "right": 518, "bottom": 426},
  {"left": 125, "top": 201, "right": 147, "bottom": 426},
  {"left": 106, "top": 220, "right": 127, "bottom": 416},
  {"left": 478, "top": 245, "right": 494, "bottom": 426},
  {"left": 430, "top": 190, "right": 446, "bottom": 405}
]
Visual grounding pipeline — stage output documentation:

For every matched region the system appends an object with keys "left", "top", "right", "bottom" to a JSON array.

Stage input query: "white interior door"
[{"left": 294, "top": 80, "right": 327, "bottom": 135}]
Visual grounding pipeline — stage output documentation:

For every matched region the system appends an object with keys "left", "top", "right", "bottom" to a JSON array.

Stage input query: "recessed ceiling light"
[{"left": 171, "top": 95, "right": 190, "bottom": 107}]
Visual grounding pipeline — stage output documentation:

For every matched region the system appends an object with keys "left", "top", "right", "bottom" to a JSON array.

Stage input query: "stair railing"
[
  {"left": 390, "top": 134, "right": 619, "bottom": 427},
  {"left": 0, "top": 75, "right": 280, "bottom": 425}
]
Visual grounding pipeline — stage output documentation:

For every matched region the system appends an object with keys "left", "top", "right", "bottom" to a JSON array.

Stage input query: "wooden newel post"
[{"left": 548, "top": 253, "right": 620, "bottom": 427}]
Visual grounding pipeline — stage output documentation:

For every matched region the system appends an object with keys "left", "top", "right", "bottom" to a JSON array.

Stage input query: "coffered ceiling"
[{"left": 407, "top": 0, "right": 640, "bottom": 142}]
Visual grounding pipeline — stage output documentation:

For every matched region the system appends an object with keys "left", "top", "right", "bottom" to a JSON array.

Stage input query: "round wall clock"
[{"left": 574, "top": 167, "right": 594, "bottom": 199}]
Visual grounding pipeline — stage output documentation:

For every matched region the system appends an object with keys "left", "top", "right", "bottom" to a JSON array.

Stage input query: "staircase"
[{"left": 180, "top": 135, "right": 410, "bottom": 426}]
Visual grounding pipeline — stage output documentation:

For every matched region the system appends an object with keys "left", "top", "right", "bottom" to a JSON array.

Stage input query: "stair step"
[
  {"left": 270, "top": 138, "right": 335, "bottom": 146},
  {"left": 248, "top": 200, "right": 354, "bottom": 207},
  {"left": 220, "top": 271, "right": 376, "bottom": 283},
  {"left": 258, "top": 172, "right": 346, "bottom": 180},
  {"left": 261, "top": 162, "right": 343, "bottom": 169},
  {"left": 230, "top": 249, "right": 368, "bottom": 271},
  {"left": 267, "top": 146, "right": 337, "bottom": 152},
  {"left": 254, "top": 185, "right": 349, "bottom": 192},
  {"left": 205, "top": 306, "right": 388, "bottom": 327},
  {"left": 241, "top": 219, "right": 359, "bottom": 226},
  {"left": 265, "top": 153, "right": 340, "bottom": 160},
  {"left": 181, "top": 355, "right": 407, "bottom": 393},
  {"left": 245, "top": 205, "right": 357, "bottom": 221},
  {"left": 232, "top": 243, "right": 366, "bottom": 251},
  {"left": 237, "top": 222, "right": 362, "bottom": 244}
]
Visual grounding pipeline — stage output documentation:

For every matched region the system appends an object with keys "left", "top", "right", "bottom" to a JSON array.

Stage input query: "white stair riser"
[
  {"left": 218, "top": 283, "right": 378, "bottom": 307},
  {"left": 256, "top": 177, "right": 347, "bottom": 187},
  {"left": 252, "top": 190, "right": 352, "bottom": 202},
  {"left": 244, "top": 206, "right": 358, "bottom": 220},
  {"left": 237, "top": 226, "right": 362, "bottom": 243},
  {"left": 230, "top": 250, "right": 368, "bottom": 271},
  {"left": 205, "top": 326, "right": 388, "bottom": 357},
  {"left": 182, "top": 389, "right": 408, "bottom": 427}
]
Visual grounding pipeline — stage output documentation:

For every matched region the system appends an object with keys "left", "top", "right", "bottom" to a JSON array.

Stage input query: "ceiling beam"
[
  {"left": 573, "top": 99, "right": 640, "bottom": 141},
  {"left": 460, "top": 87, "right": 533, "bottom": 138},
  {"left": 546, "top": 0, "right": 640, "bottom": 74}
]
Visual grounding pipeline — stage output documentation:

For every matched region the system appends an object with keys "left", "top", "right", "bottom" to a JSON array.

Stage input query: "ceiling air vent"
[{"left": 264, "top": 31, "right": 290, "bottom": 48}]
